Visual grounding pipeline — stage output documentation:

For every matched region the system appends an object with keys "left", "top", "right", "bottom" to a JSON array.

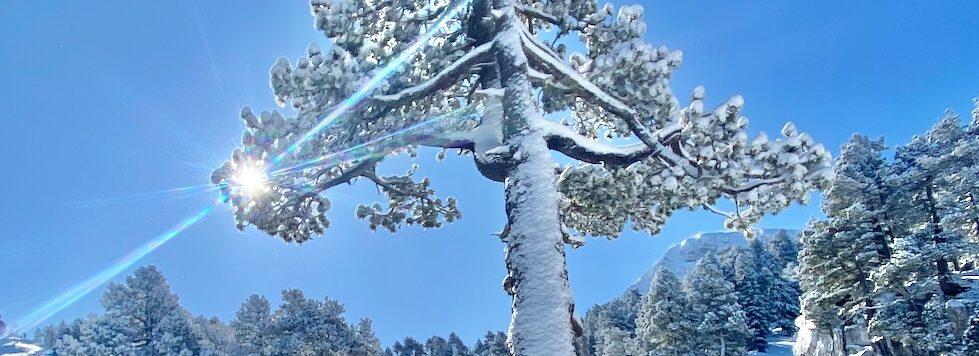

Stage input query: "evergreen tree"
[
  {"left": 581, "top": 290, "right": 642, "bottom": 355},
  {"left": 210, "top": 0, "right": 830, "bottom": 352},
  {"left": 350, "top": 319, "right": 384, "bottom": 356},
  {"left": 0, "top": 314, "right": 5, "bottom": 336},
  {"left": 764, "top": 230, "right": 801, "bottom": 333},
  {"left": 887, "top": 118, "right": 970, "bottom": 297},
  {"left": 636, "top": 266, "right": 695, "bottom": 356},
  {"left": 271, "top": 289, "right": 355, "bottom": 355},
  {"left": 193, "top": 316, "right": 233, "bottom": 355},
  {"left": 232, "top": 294, "right": 274, "bottom": 356},
  {"left": 446, "top": 333, "right": 470, "bottom": 356},
  {"left": 765, "top": 230, "right": 799, "bottom": 276},
  {"left": 799, "top": 135, "right": 894, "bottom": 335},
  {"left": 472, "top": 331, "right": 508, "bottom": 356},
  {"left": 98, "top": 265, "right": 200, "bottom": 355},
  {"left": 684, "top": 255, "right": 749, "bottom": 356},
  {"left": 734, "top": 239, "right": 773, "bottom": 351},
  {"left": 426, "top": 335, "right": 451, "bottom": 356},
  {"left": 392, "top": 337, "right": 426, "bottom": 356},
  {"left": 597, "top": 327, "right": 641, "bottom": 356}
]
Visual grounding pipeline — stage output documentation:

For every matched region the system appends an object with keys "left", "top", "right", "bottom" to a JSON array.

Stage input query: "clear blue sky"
[{"left": 1, "top": 0, "right": 977, "bottom": 347}]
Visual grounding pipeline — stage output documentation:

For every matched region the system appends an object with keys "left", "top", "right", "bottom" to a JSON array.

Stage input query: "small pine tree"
[
  {"left": 271, "top": 289, "right": 355, "bottom": 355},
  {"left": 446, "top": 332, "right": 471, "bottom": 356},
  {"left": 232, "top": 294, "right": 274, "bottom": 355},
  {"left": 734, "top": 239, "right": 773, "bottom": 351},
  {"left": 636, "top": 266, "right": 695, "bottom": 356},
  {"left": 684, "top": 255, "right": 749, "bottom": 356},
  {"left": 392, "top": 337, "right": 426, "bottom": 356},
  {"left": 598, "top": 327, "right": 641, "bottom": 356},
  {"left": 350, "top": 319, "right": 384, "bottom": 356},
  {"left": 472, "top": 331, "right": 508, "bottom": 356},
  {"left": 193, "top": 316, "right": 234, "bottom": 355},
  {"left": 99, "top": 265, "right": 201, "bottom": 355},
  {"left": 426, "top": 335, "right": 452, "bottom": 356}
]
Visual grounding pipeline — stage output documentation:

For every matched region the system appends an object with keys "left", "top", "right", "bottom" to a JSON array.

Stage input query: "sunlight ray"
[
  {"left": 271, "top": 1, "right": 470, "bottom": 164},
  {"left": 2, "top": 195, "right": 226, "bottom": 339}
]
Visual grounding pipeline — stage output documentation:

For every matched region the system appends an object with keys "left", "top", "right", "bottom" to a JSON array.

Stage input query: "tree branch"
[
  {"left": 537, "top": 120, "right": 680, "bottom": 166},
  {"left": 372, "top": 41, "right": 496, "bottom": 105},
  {"left": 721, "top": 177, "right": 786, "bottom": 194},
  {"left": 519, "top": 30, "right": 684, "bottom": 166}
]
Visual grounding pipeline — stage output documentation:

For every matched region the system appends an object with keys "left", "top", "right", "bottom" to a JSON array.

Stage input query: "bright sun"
[{"left": 233, "top": 164, "right": 268, "bottom": 196}]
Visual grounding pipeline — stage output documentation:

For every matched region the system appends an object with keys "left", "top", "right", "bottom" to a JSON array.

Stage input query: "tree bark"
[{"left": 495, "top": 2, "right": 575, "bottom": 355}]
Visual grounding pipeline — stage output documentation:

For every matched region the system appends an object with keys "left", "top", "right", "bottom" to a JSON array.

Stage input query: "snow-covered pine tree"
[
  {"left": 472, "top": 331, "right": 508, "bottom": 356},
  {"left": 232, "top": 294, "right": 275, "bottom": 356},
  {"left": 684, "top": 255, "right": 749, "bottom": 356},
  {"left": 392, "top": 337, "right": 426, "bottom": 356},
  {"left": 427, "top": 335, "right": 452, "bottom": 356},
  {"left": 636, "top": 266, "right": 695, "bottom": 356},
  {"left": 447, "top": 332, "right": 471, "bottom": 356},
  {"left": 350, "top": 319, "right": 384, "bottom": 356},
  {"left": 870, "top": 228, "right": 960, "bottom": 354},
  {"left": 716, "top": 246, "right": 740, "bottom": 282},
  {"left": 271, "top": 289, "right": 356, "bottom": 355},
  {"left": 210, "top": 0, "right": 831, "bottom": 353},
  {"left": 192, "top": 316, "right": 234, "bottom": 355},
  {"left": 97, "top": 265, "right": 201, "bottom": 355},
  {"left": 763, "top": 230, "right": 801, "bottom": 333},
  {"left": 886, "top": 115, "right": 971, "bottom": 297},
  {"left": 798, "top": 135, "right": 893, "bottom": 340},
  {"left": 581, "top": 289, "right": 641, "bottom": 354},
  {"left": 734, "top": 239, "right": 773, "bottom": 351},
  {"left": 596, "top": 326, "right": 641, "bottom": 356},
  {"left": 765, "top": 230, "right": 798, "bottom": 275},
  {"left": 941, "top": 100, "right": 979, "bottom": 266},
  {"left": 0, "top": 314, "right": 5, "bottom": 336}
]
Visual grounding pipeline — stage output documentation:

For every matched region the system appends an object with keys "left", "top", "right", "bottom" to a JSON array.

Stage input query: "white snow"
[
  {"left": 752, "top": 335, "right": 795, "bottom": 356},
  {"left": 0, "top": 338, "right": 42, "bottom": 356}
]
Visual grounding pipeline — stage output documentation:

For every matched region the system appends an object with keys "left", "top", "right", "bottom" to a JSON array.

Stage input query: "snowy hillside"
[
  {"left": 629, "top": 229, "right": 799, "bottom": 293},
  {"left": 0, "top": 338, "right": 42, "bottom": 356}
]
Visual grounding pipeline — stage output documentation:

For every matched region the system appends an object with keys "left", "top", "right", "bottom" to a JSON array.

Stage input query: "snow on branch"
[
  {"left": 519, "top": 30, "right": 673, "bottom": 155},
  {"left": 538, "top": 120, "right": 681, "bottom": 166},
  {"left": 373, "top": 41, "right": 496, "bottom": 105}
]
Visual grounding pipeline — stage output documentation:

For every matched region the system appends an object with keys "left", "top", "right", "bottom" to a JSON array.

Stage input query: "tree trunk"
[
  {"left": 495, "top": 3, "right": 575, "bottom": 355},
  {"left": 924, "top": 179, "right": 963, "bottom": 296}
]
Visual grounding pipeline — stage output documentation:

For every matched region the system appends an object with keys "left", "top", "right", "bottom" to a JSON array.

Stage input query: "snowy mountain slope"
[
  {"left": 628, "top": 229, "right": 799, "bottom": 293},
  {"left": 0, "top": 338, "right": 42, "bottom": 356}
]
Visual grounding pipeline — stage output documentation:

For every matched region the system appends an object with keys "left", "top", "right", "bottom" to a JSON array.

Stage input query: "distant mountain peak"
[{"left": 628, "top": 228, "right": 799, "bottom": 294}]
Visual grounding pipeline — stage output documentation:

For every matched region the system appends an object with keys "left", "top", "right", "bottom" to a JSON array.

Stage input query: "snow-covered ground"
[
  {"left": 753, "top": 335, "right": 795, "bottom": 356},
  {"left": 0, "top": 338, "right": 42, "bottom": 356}
]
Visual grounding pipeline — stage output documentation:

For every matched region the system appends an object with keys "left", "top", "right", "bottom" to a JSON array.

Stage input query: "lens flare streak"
[
  {"left": 272, "top": 1, "right": 469, "bottom": 164},
  {"left": 4, "top": 197, "right": 225, "bottom": 338},
  {"left": 269, "top": 108, "right": 476, "bottom": 177},
  {"left": 4, "top": 0, "right": 473, "bottom": 339}
]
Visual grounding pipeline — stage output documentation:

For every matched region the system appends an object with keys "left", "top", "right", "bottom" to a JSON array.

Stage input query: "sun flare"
[{"left": 233, "top": 163, "right": 268, "bottom": 196}]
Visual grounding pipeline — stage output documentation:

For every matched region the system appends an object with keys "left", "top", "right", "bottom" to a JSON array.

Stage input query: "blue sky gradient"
[{"left": 1, "top": 0, "right": 978, "bottom": 346}]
